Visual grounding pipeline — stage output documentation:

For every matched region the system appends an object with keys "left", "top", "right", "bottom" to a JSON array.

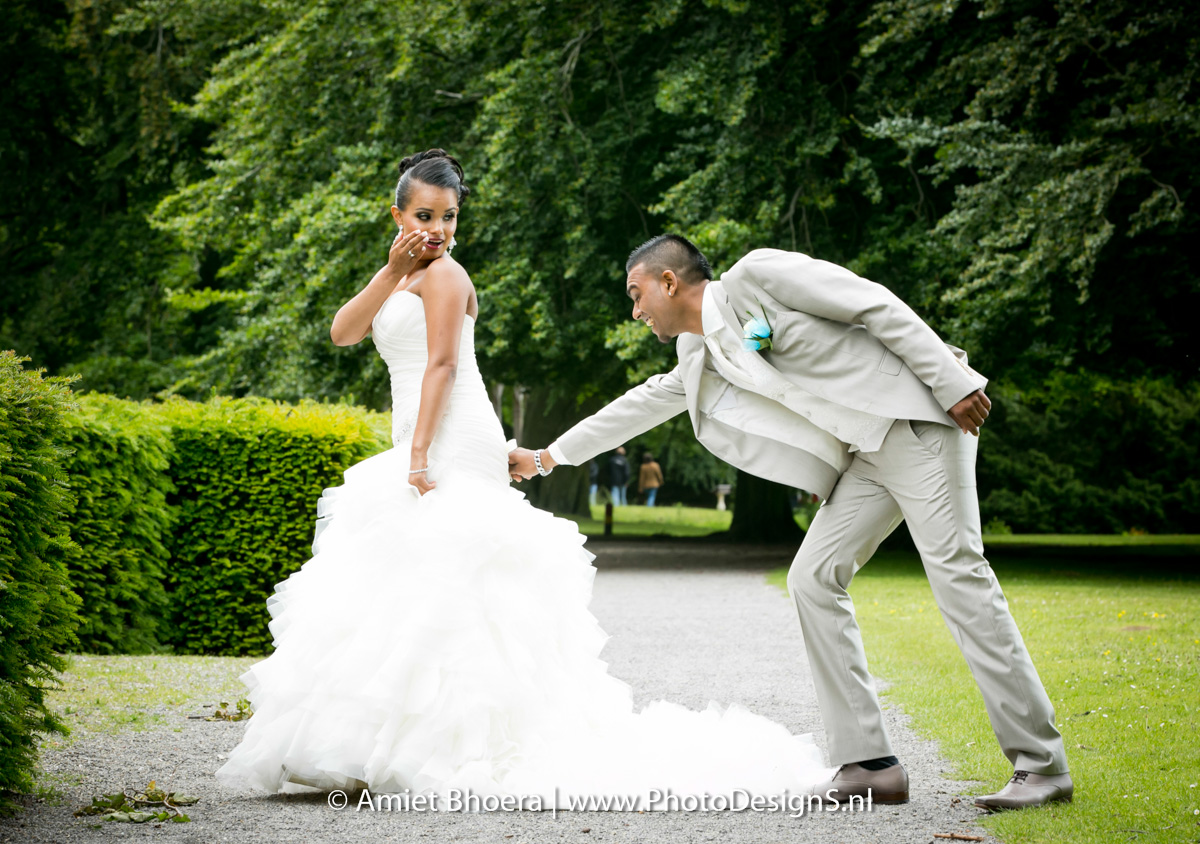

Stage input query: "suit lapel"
[
  {"left": 678, "top": 333, "right": 705, "bottom": 420},
  {"left": 709, "top": 281, "right": 746, "bottom": 341}
]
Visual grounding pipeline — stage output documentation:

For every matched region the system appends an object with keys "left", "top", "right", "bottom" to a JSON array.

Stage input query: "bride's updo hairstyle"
[{"left": 394, "top": 149, "right": 471, "bottom": 210}]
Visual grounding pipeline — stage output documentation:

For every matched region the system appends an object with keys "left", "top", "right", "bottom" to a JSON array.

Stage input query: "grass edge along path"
[
  {"left": 564, "top": 502, "right": 1200, "bottom": 545},
  {"left": 767, "top": 552, "right": 1200, "bottom": 844}
]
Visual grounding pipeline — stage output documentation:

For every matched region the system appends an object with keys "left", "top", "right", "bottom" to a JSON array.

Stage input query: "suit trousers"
[{"left": 786, "top": 418, "right": 1068, "bottom": 774}]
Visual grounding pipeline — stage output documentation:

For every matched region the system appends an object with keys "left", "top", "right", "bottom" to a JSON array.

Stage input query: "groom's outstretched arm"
[{"left": 509, "top": 367, "right": 687, "bottom": 479}]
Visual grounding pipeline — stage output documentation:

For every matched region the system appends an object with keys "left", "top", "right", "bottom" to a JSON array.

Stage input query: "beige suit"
[{"left": 550, "top": 248, "right": 1067, "bottom": 774}]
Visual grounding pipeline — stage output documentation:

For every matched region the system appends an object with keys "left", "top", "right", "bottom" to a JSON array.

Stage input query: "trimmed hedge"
[
  {"left": 0, "top": 353, "right": 82, "bottom": 814},
  {"left": 60, "top": 395, "right": 174, "bottom": 654},
  {"left": 157, "top": 397, "right": 389, "bottom": 656}
]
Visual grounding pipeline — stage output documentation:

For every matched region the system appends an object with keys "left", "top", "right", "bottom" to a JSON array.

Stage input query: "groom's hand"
[
  {"left": 508, "top": 447, "right": 538, "bottom": 482},
  {"left": 948, "top": 389, "right": 991, "bottom": 436}
]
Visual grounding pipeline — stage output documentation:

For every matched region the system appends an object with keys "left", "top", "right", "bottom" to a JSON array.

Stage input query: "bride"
[{"left": 214, "top": 149, "right": 833, "bottom": 807}]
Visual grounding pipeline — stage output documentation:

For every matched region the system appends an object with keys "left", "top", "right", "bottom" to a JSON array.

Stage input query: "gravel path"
[{"left": 2, "top": 541, "right": 996, "bottom": 844}]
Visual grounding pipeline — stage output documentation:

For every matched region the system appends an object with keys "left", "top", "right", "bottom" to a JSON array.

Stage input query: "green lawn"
[
  {"left": 561, "top": 504, "right": 735, "bottom": 537},
  {"left": 31, "top": 654, "right": 258, "bottom": 804},
  {"left": 564, "top": 502, "right": 834, "bottom": 536},
  {"left": 562, "top": 503, "right": 1200, "bottom": 549},
  {"left": 767, "top": 552, "right": 1200, "bottom": 844}
]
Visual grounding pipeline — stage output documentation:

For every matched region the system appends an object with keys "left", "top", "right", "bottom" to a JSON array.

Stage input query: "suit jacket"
[{"left": 551, "top": 248, "right": 987, "bottom": 499}]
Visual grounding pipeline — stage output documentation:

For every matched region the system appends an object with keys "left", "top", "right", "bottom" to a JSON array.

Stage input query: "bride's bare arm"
[
  {"left": 408, "top": 260, "right": 474, "bottom": 495},
  {"left": 330, "top": 228, "right": 430, "bottom": 346}
]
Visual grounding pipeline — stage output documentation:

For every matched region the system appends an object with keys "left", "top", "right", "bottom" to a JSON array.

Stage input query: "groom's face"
[{"left": 626, "top": 263, "right": 681, "bottom": 343}]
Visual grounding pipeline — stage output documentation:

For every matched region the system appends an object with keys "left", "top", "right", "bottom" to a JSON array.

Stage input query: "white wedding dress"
[{"left": 214, "top": 289, "right": 832, "bottom": 807}]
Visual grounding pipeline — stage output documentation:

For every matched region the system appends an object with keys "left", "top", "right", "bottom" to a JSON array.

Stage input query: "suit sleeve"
[
  {"left": 548, "top": 367, "right": 688, "bottom": 466},
  {"left": 737, "top": 249, "right": 985, "bottom": 410}
]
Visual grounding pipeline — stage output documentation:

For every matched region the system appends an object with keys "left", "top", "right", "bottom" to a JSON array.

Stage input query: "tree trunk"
[
  {"left": 517, "top": 386, "right": 597, "bottom": 516},
  {"left": 729, "top": 469, "right": 804, "bottom": 543}
]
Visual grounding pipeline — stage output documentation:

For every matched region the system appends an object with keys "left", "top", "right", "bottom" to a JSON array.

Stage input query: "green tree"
[
  {"left": 860, "top": 0, "right": 1199, "bottom": 380},
  {"left": 6, "top": 0, "right": 1196, "bottom": 532},
  {"left": 0, "top": 0, "right": 268, "bottom": 398},
  {"left": 147, "top": 0, "right": 899, "bottom": 527}
]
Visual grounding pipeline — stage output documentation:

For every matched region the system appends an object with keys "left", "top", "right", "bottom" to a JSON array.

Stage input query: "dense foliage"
[
  {"left": 979, "top": 374, "right": 1200, "bottom": 533},
  {"left": 861, "top": 0, "right": 1198, "bottom": 381},
  {"left": 156, "top": 396, "right": 389, "bottom": 655},
  {"left": 0, "top": 353, "right": 81, "bottom": 813},
  {"left": 3, "top": 0, "right": 1196, "bottom": 527},
  {"left": 3, "top": 379, "right": 392, "bottom": 665},
  {"left": 0, "top": 0, "right": 272, "bottom": 398},
  {"left": 59, "top": 394, "right": 174, "bottom": 654}
]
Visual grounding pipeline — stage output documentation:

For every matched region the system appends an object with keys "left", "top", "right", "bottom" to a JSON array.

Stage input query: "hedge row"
[
  {"left": 0, "top": 353, "right": 81, "bottom": 813},
  {"left": 157, "top": 397, "right": 388, "bottom": 655},
  {"left": 60, "top": 395, "right": 174, "bottom": 654},
  {"left": 1, "top": 355, "right": 391, "bottom": 809},
  {"left": 5, "top": 379, "right": 390, "bottom": 661}
]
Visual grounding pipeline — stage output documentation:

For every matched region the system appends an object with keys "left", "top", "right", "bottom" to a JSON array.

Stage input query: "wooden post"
[{"left": 604, "top": 502, "right": 613, "bottom": 536}]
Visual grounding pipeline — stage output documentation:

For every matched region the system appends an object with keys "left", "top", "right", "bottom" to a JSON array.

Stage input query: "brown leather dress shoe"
[
  {"left": 974, "top": 770, "right": 1073, "bottom": 811},
  {"left": 811, "top": 762, "right": 910, "bottom": 805}
]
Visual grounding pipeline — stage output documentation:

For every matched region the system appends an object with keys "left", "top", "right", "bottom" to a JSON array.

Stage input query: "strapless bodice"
[
  {"left": 371, "top": 290, "right": 507, "bottom": 482},
  {"left": 371, "top": 289, "right": 478, "bottom": 375}
]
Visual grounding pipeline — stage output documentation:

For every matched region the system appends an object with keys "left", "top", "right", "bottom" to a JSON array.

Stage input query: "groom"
[{"left": 508, "top": 234, "right": 1072, "bottom": 810}]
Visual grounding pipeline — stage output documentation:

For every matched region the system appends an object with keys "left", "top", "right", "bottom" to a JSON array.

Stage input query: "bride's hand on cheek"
[{"left": 388, "top": 226, "right": 431, "bottom": 279}]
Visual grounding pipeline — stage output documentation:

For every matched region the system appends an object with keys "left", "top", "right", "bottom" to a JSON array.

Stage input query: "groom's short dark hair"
[{"left": 626, "top": 234, "right": 712, "bottom": 285}]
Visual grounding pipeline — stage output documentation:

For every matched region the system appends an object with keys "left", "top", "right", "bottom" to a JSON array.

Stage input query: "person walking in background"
[
  {"left": 587, "top": 459, "right": 600, "bottom": 507},
  {"left": 639, "top": 452, "right": 664, "bottom": 506},
  {"left": 608, "top": 447, "right": 630, "bottom": 506}
]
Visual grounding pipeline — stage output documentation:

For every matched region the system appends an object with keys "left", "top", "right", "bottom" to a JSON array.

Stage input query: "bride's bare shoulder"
[
  {"left": 420, "top": 258, "right": 477, "bottom": 318},
  {"left": 422, "top": 256, "right": 472, "bottom": 289}
]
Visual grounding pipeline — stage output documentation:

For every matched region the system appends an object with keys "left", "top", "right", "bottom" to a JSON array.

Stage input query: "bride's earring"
[{"left": 448, "top": 236, "right": 457, "bottom": 254}]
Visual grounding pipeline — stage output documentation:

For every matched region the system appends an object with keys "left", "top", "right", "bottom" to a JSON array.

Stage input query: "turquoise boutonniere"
[{"left": 742, "top": 300, "right": 774, "bottom": 352}]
